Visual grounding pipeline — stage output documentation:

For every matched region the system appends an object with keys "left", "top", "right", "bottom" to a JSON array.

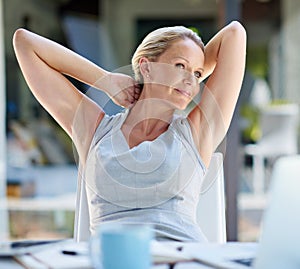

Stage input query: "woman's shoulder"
[
  {"left": 171, "top": 113, "right": 190, "bottom": 130},
  {"left": 91, "top": 110, "right": 127, "bottom": 142},
  {"left": 171, "top": 114, "right": 196, "bottom": 143}
]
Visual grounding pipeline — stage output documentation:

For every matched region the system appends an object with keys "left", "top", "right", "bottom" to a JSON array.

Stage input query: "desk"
[
  {"left": 0, "top": 258, "right": 23, "bottom": 268},
  {"left": 0, "top": 241, "right": 257, "bottom": 269}
]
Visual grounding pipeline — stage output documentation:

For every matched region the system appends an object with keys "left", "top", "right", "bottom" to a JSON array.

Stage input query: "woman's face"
[{"left": 145, "top": 38, "right": 205, "bottom": 110}]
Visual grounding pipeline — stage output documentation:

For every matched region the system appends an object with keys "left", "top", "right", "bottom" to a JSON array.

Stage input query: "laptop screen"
[{"left": 254, "top": 155, "right": 300, "bottom": 269}]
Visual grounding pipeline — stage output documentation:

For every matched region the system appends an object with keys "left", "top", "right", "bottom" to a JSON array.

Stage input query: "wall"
[
  {"left": 281, "top": 0, "right": 300, "bottom": 102},
  {"left": 0, "top": 0, "right": 8, "bottom": 240},
  {"left": 4, "top": 0, "right": 66, "bottom": 121},
  {"left": 4, "top": 0, "right": 65, "bottom": 57},
  {"left": 101, "top": 0, "right": 217, "bottom": 68}
]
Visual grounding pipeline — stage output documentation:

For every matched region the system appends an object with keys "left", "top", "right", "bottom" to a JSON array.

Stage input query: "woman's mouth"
[{"left": 174, "top": 88, "right": 191, "bottom": 98}]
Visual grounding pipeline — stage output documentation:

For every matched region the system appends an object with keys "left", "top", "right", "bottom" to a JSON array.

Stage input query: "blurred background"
[{"left": 0, "top": 0, "right": 299, "bottom": 242}]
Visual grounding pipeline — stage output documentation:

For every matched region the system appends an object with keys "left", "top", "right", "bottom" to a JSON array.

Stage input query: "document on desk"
[
  {"left": 183, "top": 242, "right": 257, "bottom": 269},
  {"left": 151, "top": 241, "right": 192, "bottom": 264},
  {"left": 151, "top": 241, "right": 257, "bottom": 269},
  {"left": 14, "top": 240, "right": 92, "bottom": 269}
]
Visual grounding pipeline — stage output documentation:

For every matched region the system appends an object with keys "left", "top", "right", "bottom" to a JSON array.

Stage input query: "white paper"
[{"left": 15, "top": 240, "right": 92, "bottom": 269}]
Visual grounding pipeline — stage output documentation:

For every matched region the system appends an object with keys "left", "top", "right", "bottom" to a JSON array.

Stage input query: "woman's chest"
[
  {"left": 98, "top": 128, "right": 182, "bottom": 177},
  {"left": 85, "top": 126, "right": 204, "bottom": 208}
]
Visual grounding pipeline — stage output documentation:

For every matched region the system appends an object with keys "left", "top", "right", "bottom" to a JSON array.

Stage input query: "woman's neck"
[
  {"left": 121, "top": 88, "right": 176, "bottom": 147},
  {"left": 126, "top": 91, "right": 175, "bottom": 132}
]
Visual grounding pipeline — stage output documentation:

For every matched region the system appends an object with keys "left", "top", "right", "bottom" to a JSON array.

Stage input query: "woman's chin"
[{"left": 174, "top": 102, "right": 189, "bottom": 111}]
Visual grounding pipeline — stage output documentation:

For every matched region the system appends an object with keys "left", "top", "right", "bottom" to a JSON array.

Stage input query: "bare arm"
[
  {"left": 188, "top": 21, "right": 247, "bottom": 166},
  {"left": 13, "top": 28, "right": 138, "bottom": 163}
]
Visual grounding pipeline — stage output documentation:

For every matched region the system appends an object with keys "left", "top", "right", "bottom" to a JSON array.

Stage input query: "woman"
[{"left": 13, "top": 21, "right": 246, "bottom": 241}]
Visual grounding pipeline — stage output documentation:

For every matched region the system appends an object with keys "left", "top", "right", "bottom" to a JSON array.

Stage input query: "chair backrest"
[
  {"left": 196, "top": 152, "right": 226, "bottom": 243},
  {"left": 74, "top": 153, "right": 226, "bottom": 243},
  {"left": 74, "top": 167, "right": 90, "bottom": 242}
]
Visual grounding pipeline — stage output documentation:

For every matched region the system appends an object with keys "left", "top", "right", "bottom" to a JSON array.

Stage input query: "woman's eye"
[
  {"left": 194, "top": 71, "right": 202, "bottom": 79},
  {"left": 175, "top": 63, "right": 185, "bottom": 69}
]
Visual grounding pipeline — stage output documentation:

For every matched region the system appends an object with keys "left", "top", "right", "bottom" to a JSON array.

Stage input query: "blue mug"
[{"left": 91, "top": 223, "right": 153, "bottom": 269}]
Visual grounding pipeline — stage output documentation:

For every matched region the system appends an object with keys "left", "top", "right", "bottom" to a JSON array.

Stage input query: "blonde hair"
[{"left": 132, "top": 26, "right": 204, "bottom": 84}]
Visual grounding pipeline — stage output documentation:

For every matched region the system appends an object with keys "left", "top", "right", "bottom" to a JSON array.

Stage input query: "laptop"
[
  {"left": 181, "top": 155, "right": 300, "bottom": 269},
  {"left": 229, "top": 154, "right": 300, "bottom": 268},
  {"left": 251, "top": 155, "right": 300, "bottom": 268}
]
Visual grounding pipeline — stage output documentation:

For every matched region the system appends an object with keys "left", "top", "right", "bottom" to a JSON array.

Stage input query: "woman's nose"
[{"left": 183, "top": 71, "right": 195, "bottom": 85}]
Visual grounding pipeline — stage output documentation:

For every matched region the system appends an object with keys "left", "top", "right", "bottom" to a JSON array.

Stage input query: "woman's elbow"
[
  {"left": 13, "top": 28, "right": 32, "bottom": 52},
  {"left": 228, "top": 21, "right": 247, "bottom": 40},
  {"left": 13, "top": 28, "right": 25, "bottom": 44}
]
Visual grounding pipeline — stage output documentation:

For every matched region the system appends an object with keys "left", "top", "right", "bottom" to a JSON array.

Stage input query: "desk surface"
[
  {"left": 0, "top": 257, "right": 23, "bottom": 269},
  {"left": 0, "top": 241, "right": 257, "bottom": 269}
]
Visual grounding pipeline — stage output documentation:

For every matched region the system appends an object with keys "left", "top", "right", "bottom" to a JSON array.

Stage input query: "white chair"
[
  {"left": 74, "top": 152, "right": 226, "bottom": 243},
  {"left": 196, "top": 152, "right": 226, "bottom": 243},
  {"left": 244, "top": 104, "right": 299, "bottom": 194},
  {"left": 74, "top": 165, "right": 90, "bottom": 242}
]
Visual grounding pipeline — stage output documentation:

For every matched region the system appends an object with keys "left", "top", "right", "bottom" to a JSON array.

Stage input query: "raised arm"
[
  {"left": 188, "top": 21, "right": 247, "bottom": 166},
  {"left": 13, "top": 28, "right": 138, "bottom": 163}
]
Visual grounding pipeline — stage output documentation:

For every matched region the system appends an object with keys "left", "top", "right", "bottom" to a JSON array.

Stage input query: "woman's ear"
[{"left": 139, "top": 57, "right": 151, "bottom": 78}]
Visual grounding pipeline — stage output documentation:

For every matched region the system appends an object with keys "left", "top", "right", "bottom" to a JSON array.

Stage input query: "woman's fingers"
[{"left": 107, "top": 72, "right": 141, "bottom": 108}]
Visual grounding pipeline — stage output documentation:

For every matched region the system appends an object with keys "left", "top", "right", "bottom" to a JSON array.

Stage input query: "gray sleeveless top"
[{"left": 84, "top": 109, "right": 208, "bottom": 242}]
